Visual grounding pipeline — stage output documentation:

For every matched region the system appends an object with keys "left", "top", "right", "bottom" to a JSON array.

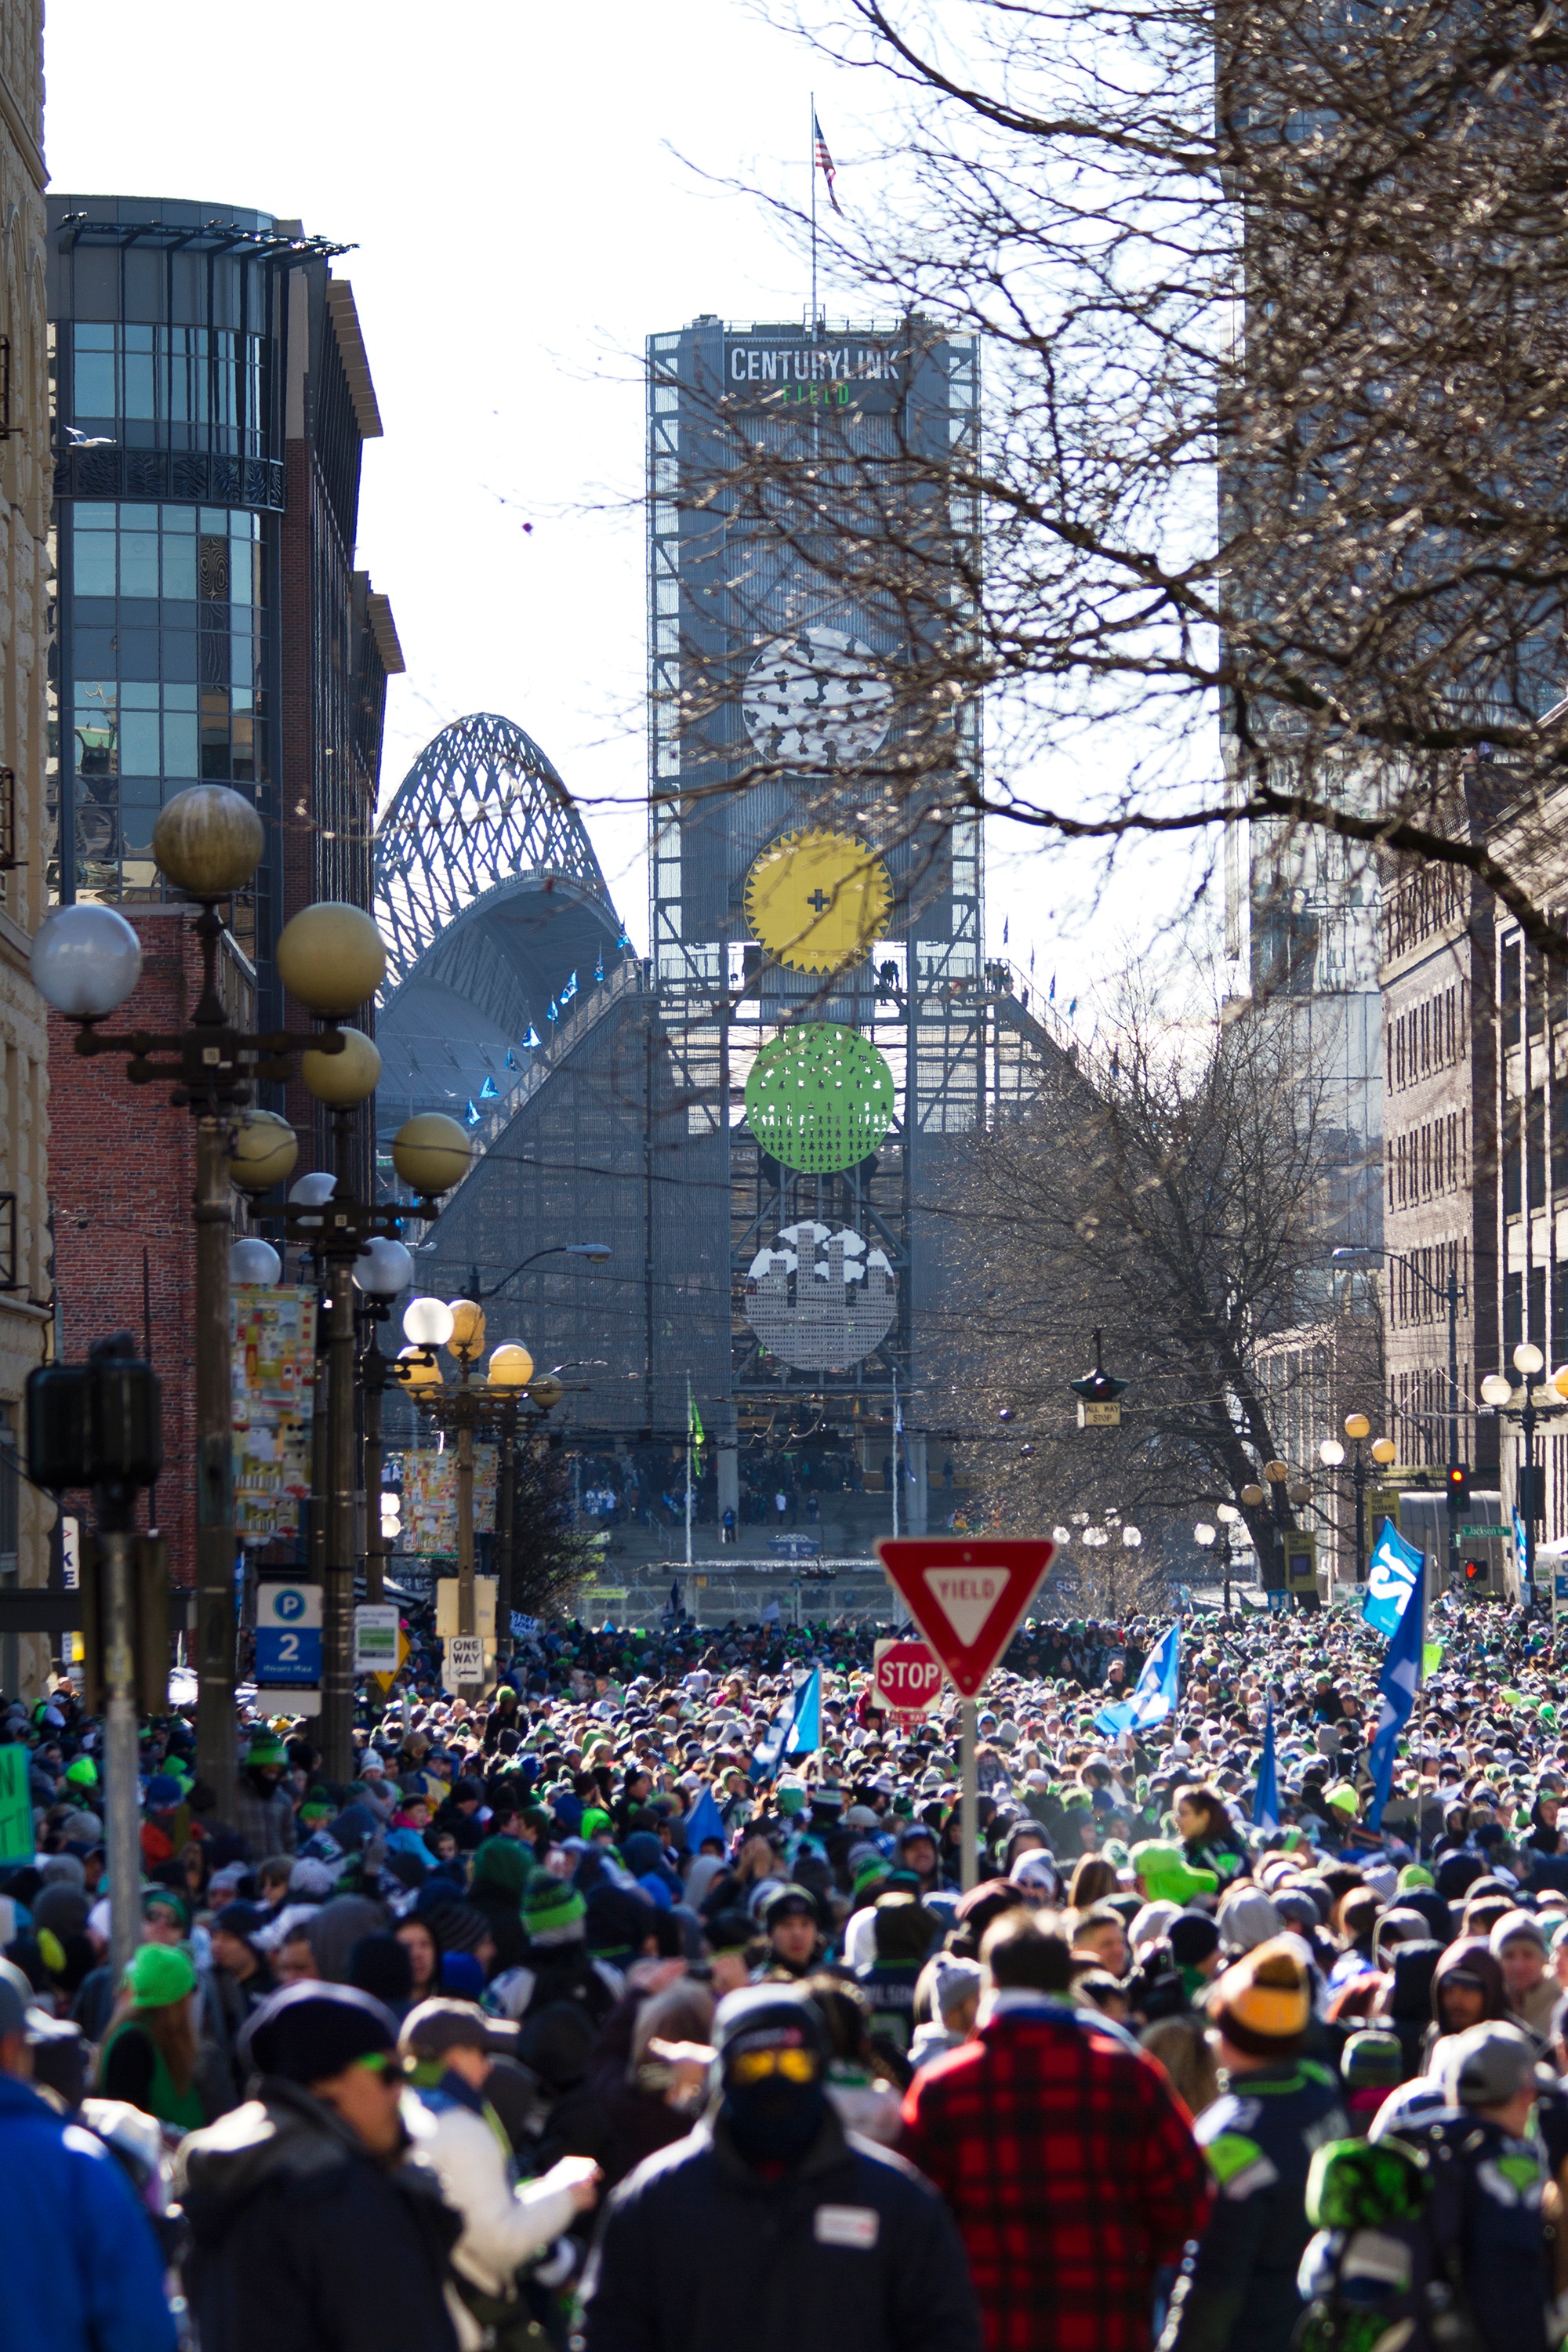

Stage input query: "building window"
[{"left": 70, "top": 323, "right": 268, "bottom": 459}]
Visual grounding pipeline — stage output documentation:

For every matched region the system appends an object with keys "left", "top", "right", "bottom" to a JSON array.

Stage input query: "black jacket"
[
  {"left": 177, "top": 2077, "right": 461, "bottom": 2352},
  {"left": 579, "top": 2105, "right": 982, "bottom": 2352}
]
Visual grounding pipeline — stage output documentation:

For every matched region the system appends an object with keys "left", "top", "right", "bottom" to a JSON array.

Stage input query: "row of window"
[
  {"left": 1383, "top": 861, "right": 1468, "bottom": 959},
  {"left": 1387, "top": 1112, "right": 1468, "bottom": 1207},
  {"left": 68, "top": 323, "right": 267, "bottom": 458},
  {"left": 72, "top": 682, "right": 262, "bottom": 786},
  {"left": 1386, "top": 983, "right": 1464, "bottom": 1093},
  {"left": 71, "top": 502, "right": 260, "bottom": 607}
]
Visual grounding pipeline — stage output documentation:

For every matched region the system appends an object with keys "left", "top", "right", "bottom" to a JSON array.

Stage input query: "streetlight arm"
[
  {"left": 477, "top": 1245, "right": 610, "bottom": 1298},
  {"left": 1334, "top": 1245, "right": 1467, "bottom": 1308}
]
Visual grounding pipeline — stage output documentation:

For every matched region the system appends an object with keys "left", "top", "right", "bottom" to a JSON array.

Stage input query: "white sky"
[{"left": 43, "top": 0, "right": 1207, "bottom": 1009}]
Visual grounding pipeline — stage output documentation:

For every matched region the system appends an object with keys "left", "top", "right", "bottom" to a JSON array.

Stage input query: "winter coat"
[
  {"left": 902, "top": 1998, "right": 1212, "bottom": 2352},
  {"left": 579, "top": 2103, "right": 981, "bottom": 2352},
  {"left": 409, "top": 2071, "right": 579, "bottom": 2303},
  {"left": 177, "top": 2076, "right": 462, "bottom": 2352},
  {"left": 233, "top": 1775, "right": 297, "bottom": 1860},
  {"left": 1163, "top": 2056, "right": 1348, "bottom": 2352},
  {"left": 0, "top": 2071, "right": 176, "bottom": 2352}
]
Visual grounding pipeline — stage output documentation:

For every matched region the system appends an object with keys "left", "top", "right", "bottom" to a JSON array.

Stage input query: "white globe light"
[
  {"left": 289, "top": 1172, "right": 337, "bottom": 1207},
  {"left": 1122, "top": 1525, "right": 1142, "bottom": 1548},
  {"left": 230, "top": 1237, "right": 281, "bottom": 1285},
  {"left": 1481, "top": 1372, "right": 1515, "bottom": 1406},
  {"left": 354, "top": 1236, "right": 414, "bottom": 1298},
  {"left": 31, "top": 903, "right": 143, "bottom": 1018},
  {"left": 404, "top": 1294, "right": 456, "bottom": 1348},
  {"left": 1514, "top": 1341, "right": 1544, "bottom": 1377},
  {"left": 1319, "top": 1439, "right": 1345, "bottom": 1467},
  {"left": 1216, "top": 1502, "right": 1240, "bottom": 1523},
  {"left": 1051, "top": 1525, "right": 1073, "bottom": 1544},
  {"left": 1194, "top": 1523, "right": 1216, "bottom": 1544}
]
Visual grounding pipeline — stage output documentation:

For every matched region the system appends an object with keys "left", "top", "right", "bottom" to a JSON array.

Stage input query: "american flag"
[{"left": 814, "top": 114, "right": 842, "bottom": 214}]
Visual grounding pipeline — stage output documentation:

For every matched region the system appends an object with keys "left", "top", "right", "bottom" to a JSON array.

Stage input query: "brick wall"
[{"left": 47, "top": 908, "right": 255, "bottom": 1588}]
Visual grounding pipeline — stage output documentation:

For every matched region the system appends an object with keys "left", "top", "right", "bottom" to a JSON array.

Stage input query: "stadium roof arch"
[{"left": 372, "top": 711, "right": 628, "bottom": 1135}]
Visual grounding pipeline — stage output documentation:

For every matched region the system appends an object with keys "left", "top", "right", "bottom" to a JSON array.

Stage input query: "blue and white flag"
[
  {"left": 1367, "top": 1570, "right": 1424, "bottom": 1831},
  {"left": 751, "top": 1669, "right": 821, "bottom": 1780},
  {"left": 1094, "top": 1624, "right": 1179, "bottom": 1739},
  {"left": 681, "top": 1784, "right": 728, "bottom": 1855},
  {"left": 1252, "top": 1694, "right": 1279, "bottom": 1832},
  {"left": 1363, "top": 1517, "right": 1424, "bottom": 1639}
]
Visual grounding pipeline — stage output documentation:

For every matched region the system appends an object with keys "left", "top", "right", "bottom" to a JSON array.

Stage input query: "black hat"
[
  {"left": 240, "top": 1983, "right": 398, "bottom": 2086},
  {"left": 212, "top": 1900, "right": 268, "bottom": 1952},
  {"left": 713, "top": 1982, "right": 826, "bottom": 2074},
  {"left": 761, "top": 1883, "right": 818, "bottom": 1929}
]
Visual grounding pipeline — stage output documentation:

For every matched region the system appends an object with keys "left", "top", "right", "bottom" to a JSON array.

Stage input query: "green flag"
[
  {"left": 688, "top": 1392, "right": 706, "bottom": 1452},
  {"left": 1422, "top": 1641, "right": 1444, "bottom": 1679},
  {"left": 0, "top": 1747, "right": 32, "bottom": 1867}
]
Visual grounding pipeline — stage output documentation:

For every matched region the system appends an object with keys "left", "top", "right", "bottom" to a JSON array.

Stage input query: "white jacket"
[{"left": 407, "top": 2093, "right": 580, "bottom": 2303}]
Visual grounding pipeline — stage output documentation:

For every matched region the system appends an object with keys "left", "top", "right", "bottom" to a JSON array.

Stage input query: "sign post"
[{"left": 876, "top": 1536, "right": 1055, "bottom": 1891}]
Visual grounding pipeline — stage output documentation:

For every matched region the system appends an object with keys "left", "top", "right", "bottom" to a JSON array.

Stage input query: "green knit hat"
[
  {"left": 125, "top": 1942, "right": 197, "bottom": 2007},
  {"left": 581, "top": 1808, "right": 614, "bottom": 1840},
  {"left": 852, "top": 1857, "right": 891, "bottom": 1899},
  {"left": 1130, "top": 1840, "right": 1218, "bottom": 1904},
  {"left": 245, "top": 1736, "right": 288, "bottom": 1768},
  {"left": 1397, "top": 1863, "right": 1435, "bottom": 1891},
  {"left": 523, "top": 1878, "right": 586, "bottom": 1946}
]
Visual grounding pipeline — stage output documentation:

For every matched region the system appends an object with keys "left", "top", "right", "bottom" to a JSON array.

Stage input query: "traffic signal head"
[
  {"left": 1446, "top": 1463, "right": 1472, "bottom": 1515},
  {"left": 379, "top": 1490, "right": 402, "bottom": 1540},
  {"left": 1462, "top": 1555, "right": 1490, "bottom": 1590}
]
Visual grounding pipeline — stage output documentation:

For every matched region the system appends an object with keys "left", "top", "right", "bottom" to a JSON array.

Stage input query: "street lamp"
[
  {"left": 470, "top": 1243, "right": 612, "bottom": 1296},
  {"left": 270, "top": 1117, "right": 472, "bottom": 1773},
  {"left": 354, "top": 1236, "right": 415, "bottom": 1606},
  {"left": 29, "top": 782, "right": 380, "bottom": 1813},
  {"left": 1316, "top": 1412, "right": 1394, "bottom": 1588},
  {"left": 1481, "top": 1345, "right": 1552, "bottom": 1605},
  {"left": 1334, "top": 1244, "right": 1468, "bottom": 1581}
]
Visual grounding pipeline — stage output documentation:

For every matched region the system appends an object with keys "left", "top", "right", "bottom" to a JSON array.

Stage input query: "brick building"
[
  {"left": 1378, "top": 822, "right": 1499, "bottom": 1487},
  {"left": 0, "top": 4, "right": 53, "bottom": 1700},
  {"left": 46, "top": 910, "right": 254, "bottom": 1597}
]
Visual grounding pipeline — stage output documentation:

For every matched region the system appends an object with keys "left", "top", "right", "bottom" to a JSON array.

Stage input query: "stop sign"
[{"left": 873, "top": 1638, "right": 943, "bottom": 1714}]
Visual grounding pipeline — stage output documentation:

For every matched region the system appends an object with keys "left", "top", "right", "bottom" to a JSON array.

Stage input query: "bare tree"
[
  {"left": 938, "top": 958, "right": 1348, "bottom": 1560},
  {"left": 656, "top": 0, "right": 1568, "bottom": 957}
]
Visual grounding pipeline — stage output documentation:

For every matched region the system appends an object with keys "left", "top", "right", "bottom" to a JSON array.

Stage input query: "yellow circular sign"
[{"left": 743, "top": 828, "right": 893, "bottom": 974}]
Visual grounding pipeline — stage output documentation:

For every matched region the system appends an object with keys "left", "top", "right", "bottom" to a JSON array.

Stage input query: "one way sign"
[{"left": 876, "top": 1537, "right": 1056, "bottom": 1698}]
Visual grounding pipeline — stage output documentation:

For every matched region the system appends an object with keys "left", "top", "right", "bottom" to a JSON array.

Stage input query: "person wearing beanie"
[
  {"left": 755, "top": 1883, "right": 824, "bottom": 1980},
  {"left": 1163, "top": 1937, "right": 1347, "bottom": 2352},
  {"left": 234, "top": 1734, "right": 297, "bottom": 1863},
  {"left": 97, "top": 1941, "right": 216, "bottom": 2132},
  {"left": 178, "top": 1984, "right": 463, "bottom": 2352},
  {"left": 208, "top": 1901, "right": 276, "bottom": 2099},
  {"left": 400, "top": 1997, "right": 599, "bottom": 2340},
  {"left": 513, "top": 1878, "right": 620, "bottom": 2030},
  {"left": 1131, "top": 1839, "right": 1221, "bottom": 1907},
  {"left": 903, "top": 1910, "right": 1211, "bottom": 2352},
  {"left": 580, "top": 1984, "right": 982, "bottom": 2352},
  {"left": 0, "top": 1975, "right": 178, "bottom": 2352},
  {"left": 1490, "top": 1910, "right": 1558, "bottom": 2040}
]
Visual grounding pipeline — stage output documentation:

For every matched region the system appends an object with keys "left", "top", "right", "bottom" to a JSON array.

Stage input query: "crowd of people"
[{"left": 4, "top": 1585, "right": 1568, "bottom": 2350}]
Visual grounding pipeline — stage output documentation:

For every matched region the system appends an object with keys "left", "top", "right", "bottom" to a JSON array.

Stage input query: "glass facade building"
[{"left": 45, "top": 198, "right": 400, "bottom": 1023}]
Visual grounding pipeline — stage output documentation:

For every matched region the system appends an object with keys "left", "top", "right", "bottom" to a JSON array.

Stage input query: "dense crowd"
[{"left": 5, "top": 1587, "right": 1568, "bottom": 2350}]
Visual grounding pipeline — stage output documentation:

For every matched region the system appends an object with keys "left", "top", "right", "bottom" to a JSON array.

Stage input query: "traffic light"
[
  {"left": 1462, "top": 1555, "right": 1492, "bottom": 1592},
  {"left": 379, "top": 1490, "right": 402, "bottom": 1547},
  {"left": 1446, "top": 1464, "right": 1471, "bottom": 1516}
]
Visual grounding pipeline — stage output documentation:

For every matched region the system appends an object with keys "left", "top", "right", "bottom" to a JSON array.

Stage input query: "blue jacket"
[{"left": 0, "top": 2072, "right": 176, "bottom": 2352}]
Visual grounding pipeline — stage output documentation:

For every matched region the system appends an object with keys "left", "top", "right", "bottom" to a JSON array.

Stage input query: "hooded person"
[
  {"left": 465, "top": 1838, "right": 535, "bottom": 1972},
  {"left": 177, "top": 1983, "right": 463, "bottom": 2352},
  {"left": 1376, "top": 1940, "right": 1444, "bottom": 2080},
  {"left": 1423, "top": 1937, "right": 1509, "bottom": 2068},
  {"left": 579, "top": 1984, "right": 982, "bottom": 2352},
  {"left": 234, "top": 1734, "right": 297, "bottom": 1861}
]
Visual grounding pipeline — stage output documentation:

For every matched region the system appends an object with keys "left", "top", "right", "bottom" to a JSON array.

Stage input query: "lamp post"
[
  {"left": 1334, "top": 1244, "right": 1466, "bottom": 1583},
  {"left": 273, "top": 1116, "right": 473, "bottom": 1775},
  {"left": 1482, "top": 1342, "right": 1554, "bottom": 1606},
  {"left": 28, "top": 784, "right": 384, "bottom": 1815},
  {"left": 1317, "top": 1413, "right": 1397, "bottom": 1590},
  {"left": 353, "top": 1236, "right": 416, "bottom": 1606},
  {"left": 1195, "top": 1521, "right": 1227, "bottom": 1613}
]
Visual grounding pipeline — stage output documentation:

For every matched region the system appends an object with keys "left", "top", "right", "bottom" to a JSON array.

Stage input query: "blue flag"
[
  {"left": 1253, "top": 1694, "right": 1279, "bottom": 1832},
  {"left": 786, "top": 1668, "right": 821, "bottom": 1758},
  {"left": 1363, "top": 1518, "right": 1424, "bottom": 1639},
  {"left": 1094, "top": 1624, "right": 1179, "bottom": 1739},
  {"left": 681, "top": 1784, "right": 728, "bottom": 1856},
  {"left": 1367, "top": 1570, "right": 1424, "bottom": 1831},
  {"left": 752, "top": 1670, "right": 821, "bottom": 1780}
]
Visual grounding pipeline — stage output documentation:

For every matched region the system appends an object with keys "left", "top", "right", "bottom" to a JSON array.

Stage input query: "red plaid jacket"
[{"left": 902, "top": 2005, "right": 1212, "bottom": 2352}]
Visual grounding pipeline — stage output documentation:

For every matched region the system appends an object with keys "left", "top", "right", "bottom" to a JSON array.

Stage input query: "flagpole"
[
  {"left": 891, "top": 1367, "right": 901, "bottom": 1541},
  {"left": 685, "top": 1377, "right": 694, "bottom": 1570},
  {"left": 810, "top": 90, "right": 818, "bottom": 335}
]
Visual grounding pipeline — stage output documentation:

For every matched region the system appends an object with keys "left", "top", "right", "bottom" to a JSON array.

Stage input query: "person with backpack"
[
  {"left": 1298, "top": 2021, "right": 1552, "bottom": 2352},
  {"left": 1161, "top": 1936, "right": 1346, "bottom": 2352}
]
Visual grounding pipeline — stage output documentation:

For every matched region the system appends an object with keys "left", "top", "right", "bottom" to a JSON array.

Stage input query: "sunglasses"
[
  {"left": 728, "top": 2046, "right": 818, "bottom": 2087},
  {"left": 353, "top": 2054, "right": 407, "bottom": 2086}
]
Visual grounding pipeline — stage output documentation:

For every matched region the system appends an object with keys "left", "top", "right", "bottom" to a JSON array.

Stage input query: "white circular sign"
[{"left": 742, "top": 627, "right": 893, "bottom": 768}]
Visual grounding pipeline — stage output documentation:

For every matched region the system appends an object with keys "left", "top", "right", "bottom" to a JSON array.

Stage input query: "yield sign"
[{"left": 876, "top": 1537, "right": 1056, "bottom": 1699}]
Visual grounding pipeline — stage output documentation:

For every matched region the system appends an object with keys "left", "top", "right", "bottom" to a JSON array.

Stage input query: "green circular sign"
[{"left": 744, "top": 1022, "right": 895, "bottom": 1173}]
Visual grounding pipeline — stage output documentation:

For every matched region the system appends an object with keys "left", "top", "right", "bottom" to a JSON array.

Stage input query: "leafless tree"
[
  {"left": 657, "top": 0, "right": 1568, "bottom": 958},
  {"left": 935, "top": 957, "right": 1353, "bottom": 1560}
]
